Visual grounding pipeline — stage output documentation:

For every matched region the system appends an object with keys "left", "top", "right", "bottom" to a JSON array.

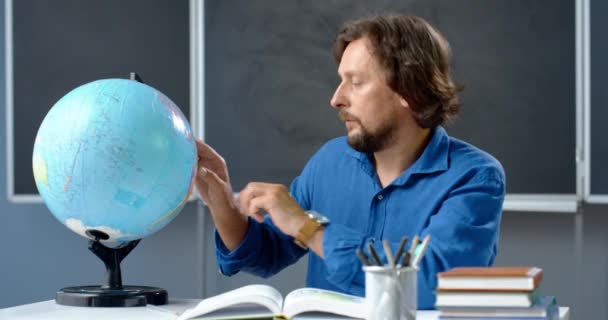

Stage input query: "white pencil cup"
[{"left": 363, "top": 266, "right": 417, "bottom": 320}]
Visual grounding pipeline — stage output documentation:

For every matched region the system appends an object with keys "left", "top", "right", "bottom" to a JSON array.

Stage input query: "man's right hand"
[
  {"left": 195, "top": 139, "right": 236, "bottom": 211},
  {"left": 195, "top": 139, "right": 248, "bottom": 251}
]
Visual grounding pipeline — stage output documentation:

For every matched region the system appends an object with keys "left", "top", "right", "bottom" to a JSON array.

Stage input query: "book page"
[
  {"left": 282, "top": 288, "right": 365, "bottom": 319},
  {"left": 190, "top": 304, "right": 276, "bottom": 319},
  {"left": 176, "top": 285, "right": 283, "bottom": 320}
]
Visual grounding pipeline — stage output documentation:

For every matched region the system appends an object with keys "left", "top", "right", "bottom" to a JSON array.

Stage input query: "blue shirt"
[{"left": 215, "top": 127, "right": 505, "bottom": 309}]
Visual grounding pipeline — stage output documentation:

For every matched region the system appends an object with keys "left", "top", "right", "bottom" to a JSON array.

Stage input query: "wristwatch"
[{"left": 294, "top": 210, "right": 330, "bottom": 249}]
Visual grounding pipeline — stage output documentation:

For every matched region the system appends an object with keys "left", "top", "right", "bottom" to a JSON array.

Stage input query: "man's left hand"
[{"left": 235, "top": 182, "right": 306, "bottom": 237}]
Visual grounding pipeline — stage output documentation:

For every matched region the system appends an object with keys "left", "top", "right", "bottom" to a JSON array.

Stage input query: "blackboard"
[
  {"left": 590, "top": 0, "right": 608, "bottom": 195},
  {"left": 206, "top": 0, "right": 576, "bottom": 194},
  {"left": 8, "top": 0, "right": 190, "bottom": 196}
]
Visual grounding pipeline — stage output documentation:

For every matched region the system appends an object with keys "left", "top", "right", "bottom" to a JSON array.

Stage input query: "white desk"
[{"left": 0, "top": 299, "right": 570, "bottom": 320}]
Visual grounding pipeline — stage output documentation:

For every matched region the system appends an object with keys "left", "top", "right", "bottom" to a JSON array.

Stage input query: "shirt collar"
[
  {"left": 344, "top": 126, "right": 450, "bottom": 181},
  {"left": 408, "top": 126, "right": 449, "bottom": 175}
]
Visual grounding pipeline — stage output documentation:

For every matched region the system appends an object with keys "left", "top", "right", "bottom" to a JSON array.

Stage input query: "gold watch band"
[{"left": 294, "top": 217, "right": 323, "bottom": 249}]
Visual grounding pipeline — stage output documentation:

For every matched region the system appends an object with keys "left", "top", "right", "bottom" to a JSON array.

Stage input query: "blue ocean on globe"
[{"left": 33, "top": 79, "right": 197, "bottom": 246}]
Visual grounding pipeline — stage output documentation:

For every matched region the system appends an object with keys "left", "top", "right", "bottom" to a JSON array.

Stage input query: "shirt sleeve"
[
  {"left": 321, "top": 167, "right": 505, "bottom": 309},
  {"left": 214, "top": 163, "right": 315, "bottom": 278},
  {"left": 416, "top": 167, "right": 505, "bottom": 308},
  {"left": 215, "top": 215, "right": 308, "bottom": 278}
]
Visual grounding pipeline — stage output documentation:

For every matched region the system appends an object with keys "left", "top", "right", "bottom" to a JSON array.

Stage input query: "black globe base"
[
  {"left": 56, "top": 285, "right": 168, "bottom": 307},
  {"left": 56, "top": 229, "right": 168, "bottom": 307}
]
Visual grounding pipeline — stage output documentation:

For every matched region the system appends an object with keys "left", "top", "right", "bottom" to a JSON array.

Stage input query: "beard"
[{"left": 339, "top": 110, "right": 397, "bottom": 153}]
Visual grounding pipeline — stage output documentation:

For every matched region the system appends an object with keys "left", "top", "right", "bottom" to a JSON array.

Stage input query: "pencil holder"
[{"left": 363, "top": 265, "right": 417, "bottom": 320}]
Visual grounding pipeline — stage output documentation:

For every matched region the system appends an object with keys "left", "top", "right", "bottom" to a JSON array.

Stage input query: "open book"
[{"left": 175, "top": 284, "right": 365, "bottom": 320}]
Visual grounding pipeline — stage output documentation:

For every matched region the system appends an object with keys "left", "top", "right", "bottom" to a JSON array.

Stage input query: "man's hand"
[
  {"left": 236, "top": 182, "right": 307, "bottom": 237},
  {"left": 195, "top": 139, "right": 235, "bottom": 211},
  {"left": 195, "top": 139, "right": 249, "bottom": 251}
]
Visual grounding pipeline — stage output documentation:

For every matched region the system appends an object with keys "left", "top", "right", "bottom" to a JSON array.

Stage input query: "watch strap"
[{"left": 294, "top": 217, "right": 323, "bottom": 249}]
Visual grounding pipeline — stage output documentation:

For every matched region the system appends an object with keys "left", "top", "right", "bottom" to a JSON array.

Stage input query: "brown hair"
[{"left": 332, "top": 15, "right": 462, "bottom": 128}]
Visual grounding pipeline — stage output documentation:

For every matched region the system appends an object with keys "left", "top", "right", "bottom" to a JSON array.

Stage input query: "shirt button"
[{"left": 377, "top": 195, "right": 383, "bottom": 200}]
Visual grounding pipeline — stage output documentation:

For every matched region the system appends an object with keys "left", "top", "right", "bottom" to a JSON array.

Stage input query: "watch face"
[{"left": 306, "top": 210, "right": 330, "bottom": 225}]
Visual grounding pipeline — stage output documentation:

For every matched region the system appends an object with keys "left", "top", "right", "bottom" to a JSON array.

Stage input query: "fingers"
[
  {"left": 197, "top": 165, "right": 237, "bottom": 209},
  {"left": 196, "top": 139, "right": 230, "bottom": 182},
  {"left": 236, "top": 182, "right": 267, "bottom": 215},
  {"left": 247, "top": 196, "right": 266, "bottom": 223},
  {"left": 196, "top": 166, "right": 221, "bottom": 188},
  {"left": 194, "top": 167, "right": 212, "bottom": 201},
  {"left": 196, "top": 139, "right": 223, "bottom": 162},
  {"left": 196, "top": 166, "right": 231, "bottom": 197},
  {"left": 244, "top": 192, "right": 270, "bottom": 223},
  {"left": 235, "top": 183, "right": 307, "bottom": 237},
  {"left": 236, "top": 182, "right": 290, "bottom": 219}
]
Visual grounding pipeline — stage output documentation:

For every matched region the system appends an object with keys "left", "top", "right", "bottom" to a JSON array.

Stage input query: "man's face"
[{"left": 330, "top": 37, "right": 407, "bottom": 153}]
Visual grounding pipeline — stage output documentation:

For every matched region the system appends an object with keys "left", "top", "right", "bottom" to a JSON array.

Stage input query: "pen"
[
  {"left": 400, "top": 252, "right": 411, "bottom": 267},
  {"left": 393, "top": 236, "right": 408, "bottom": 267},
  {"left": 368, "top": 243, "right": 383, "bottom": 266},
  {"left": 356, "top": 248, "right": 371, "bottom": 266},
  {"left": 382, "top": 240, "right": 395, "bottom": 268},
  {"left": 408, "top": 235, "right": 419, "bottom": 266},
  {"left": 412, "top": 234, "right": 431, "bottom": 268}
]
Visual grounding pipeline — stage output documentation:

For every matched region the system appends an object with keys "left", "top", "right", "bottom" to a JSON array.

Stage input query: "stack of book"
[{"left": 435, "top": 266, "right": 558, "bottom": 320}]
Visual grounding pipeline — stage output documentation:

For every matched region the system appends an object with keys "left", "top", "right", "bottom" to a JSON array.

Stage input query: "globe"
[{"left": 32, "top": 78, "right": 197, "bottom": 247}]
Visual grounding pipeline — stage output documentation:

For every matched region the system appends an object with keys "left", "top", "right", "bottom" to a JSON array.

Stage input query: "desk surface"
[{"left": 0, "top": 299, "right": 570, "bottom": 320}]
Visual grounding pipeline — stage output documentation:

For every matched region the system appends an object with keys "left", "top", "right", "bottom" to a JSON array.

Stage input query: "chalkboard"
[
  {"left": 206, "top": 0, "right": 576, "bottom": 194},
  {"left": 8, "top": 0, "right": 190, "bottom": 196},
  {"left": 590, "top": 0, "right": 608, "bottom": 195}
]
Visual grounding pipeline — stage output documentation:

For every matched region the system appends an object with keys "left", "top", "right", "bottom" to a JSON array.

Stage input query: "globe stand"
[{"left": 55, "top": 234, "right": 168, "bottom": 307}]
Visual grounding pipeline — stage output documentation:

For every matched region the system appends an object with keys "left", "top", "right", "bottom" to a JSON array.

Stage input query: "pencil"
[
  {"left": 400, "top": 252, "right": 411, "bottom": 267},
  {"left": 356, "top": 248, "right": 371, "bottom": 266},
  {"left": 368, "top": 243, "right": 383, "bottom": 266},
  {"left": 393, "top": 236, "right": 408, "bottom": 267},
  {"left": 412, "top": 234, "right": 431, "bottom": 268},
  {"left": 382, "top": 240, "right": 395, "bottom": 268},
  {"left": 407, "top": 235, "right": 419, "bottom": 266}
]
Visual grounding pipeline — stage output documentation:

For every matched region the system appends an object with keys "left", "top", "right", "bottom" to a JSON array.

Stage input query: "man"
[{"left": 195, "top": 15, "right": 505, "bottom": 309}]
